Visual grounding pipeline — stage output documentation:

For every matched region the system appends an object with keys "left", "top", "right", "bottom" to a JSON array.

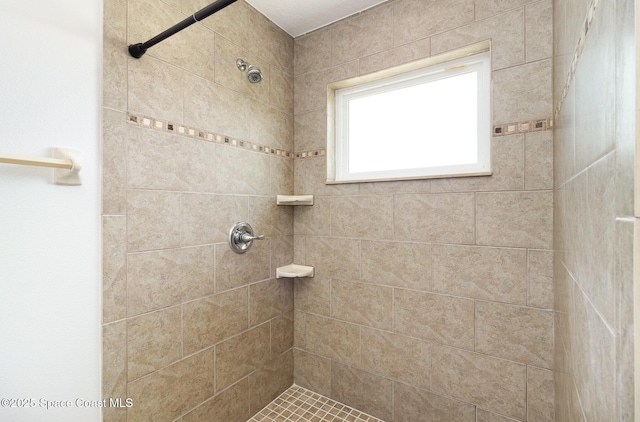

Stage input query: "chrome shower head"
[
  {"left": 246, "top": 66, "right": 263, "bottom": 84},
  {"left": 236, "top": 58, "right": 263, "bottom": 84}
]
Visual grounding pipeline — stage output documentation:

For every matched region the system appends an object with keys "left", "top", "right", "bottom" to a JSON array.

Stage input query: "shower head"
[
  {"left": 246, "top": 66, "right": 263, "bottom": 84},
  {"left": 236, "top": 58, "right": 263, "bottom": 84}
]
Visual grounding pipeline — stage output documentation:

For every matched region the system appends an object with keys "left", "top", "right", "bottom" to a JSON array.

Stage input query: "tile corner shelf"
[
  {"left": 276, "top": 264, "right": 315, "bottom": 279},
  {"left": 276, "top": 194, "right": 314, "bottom": 206}
]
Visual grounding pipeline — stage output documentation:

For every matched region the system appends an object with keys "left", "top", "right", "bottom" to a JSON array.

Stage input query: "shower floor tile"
[{"left": 247, "top": 385, "right": 385, "bottom": 422}]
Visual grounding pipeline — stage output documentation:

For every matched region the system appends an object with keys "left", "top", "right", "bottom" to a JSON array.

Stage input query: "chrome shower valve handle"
[{"left": 229, "top": 222, "right": 264, "bottom": 254}]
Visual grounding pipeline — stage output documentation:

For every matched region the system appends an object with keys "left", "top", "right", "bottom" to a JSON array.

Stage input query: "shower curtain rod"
[{"left": 128, "top": 0, "right": 238, "bottom": 58}]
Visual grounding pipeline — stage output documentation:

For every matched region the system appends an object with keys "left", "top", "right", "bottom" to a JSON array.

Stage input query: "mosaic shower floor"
[{"left": 248, "top": 385, "right": 385, "bottom": 422}]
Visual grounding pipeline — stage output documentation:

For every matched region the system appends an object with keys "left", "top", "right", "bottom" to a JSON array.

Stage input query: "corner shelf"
[
  {"left": 276, "top": 264, "right": 315, "bottom": 279},
  {"left": 276, "top": 194, "right": 314, "bottom": 206}
]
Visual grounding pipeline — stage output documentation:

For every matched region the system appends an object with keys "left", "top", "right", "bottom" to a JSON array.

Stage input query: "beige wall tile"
[
  {"left": 305, "top": 237, "right": 360, "bottom": 280},
  {"left": 331, "top": 280, "right": 393, "bottom": 330},
  {"left": 127, "top": 248, "right": 182, "bottom": 316},
  {"left": 395, "top": 289, "right": 475, "bottom": 349},
  {"left": 294, "top": 110, "right": 327, "bottom": 153},
  {"left": 393, "top": 382, "right": 475, "bottom": 422},
  {"left": 127, "top": 306, "right": 182, "bottom": 381},
  {"left": 525, "top": 131, "right": 554, "bottom": 190},
  {"left": 270, "top": 235, "right": 294, "bottom": 280},
  {"left": 476, "top": 409, "right": 522, "bottom": 422},
  {"left": 359, "top": 38, "right": 431, "bottom": 75},
  {"left": 431, "top": 8, "right": 524, "bottom": 70},
  {"left": 269, "top": 66, "right": 294, "bottom": 114},
  {"left": 249, "top": 100, "right": 294, "bottom": 151},
  {"left": 193, "top": 0, "right": 251, "bottom": 49},
  {"left": 294, "top": 62, "right": 359, "bottom": 115},
  {"left": 215, "top": 240, "right": 271, "bottom": 293},
  {"left": 294, "top": 275, "right": 331, "bottom": 316},
  {"left": 304, "top": 313, "right": 360, "bottom": 366},
  {"left": 477, "top": 191, "right": 553, "bottom": 249},
  {"left": 127, "top": 189, "right": 181, "bottom": 252},
  {"left": 127, "top": 348, "right": 215, "bottom": 422},
  {"left": 527, "top": 366, "right": 554, "bottom": 422},
  {"left": 358, "top": 179, "right": 431, "bottom": 195},
  {"left": 361, "top": 240, "right": 432, "bottom": 291},
  {"left": 572, "top": 283, "right": 616, "bottom": 420},
  {"left": 246, "top": 7, "right": 293, "bottom": 73},
  {"left": 433, "top": 244, "right": 527, "bottom": 305},
  {"left": 103, "top": 216, "right": 127, "bottom": 324},
  {"left": 181, "top": 193, "right": 248, "bottom": 247},
  {"left": 361, "top": 328, "right": 430, "bottom": 389},
  {"left": 330, "top": 362, "right": 394, "bottom": 421},
  {"left": 394, "top": 193, "right": 475, "bottom": 244},
  {"left": 476, "top": 301, "right": 554, "bottom": 368},
  {"left": 215, "top": 35, "right": 270, "bottom": 104},
  {"left": 271, "top": 312, "right": 294, "bottom": 356},
  {"left": 431, "top": 134, "right": 525, "bottom": 193},
  {"left": 183, "top": 288, "right": 249, "bottom": 355},
  {"left": 102, "top": 109, "right": 127, "bottom": 215},
  {"left": 393, "top": 0, "right": 474, "bottom": 46},
  {"left": 215, "top": 323, "right": 271, "bottom": 391},
  {"left": 127, "top": 246, "right": 215, "bottom": 316},
  {"left": 330, "top": 3, "right": 394, "bottom": 66},
  {"left": 528, "top": 249, "right": 554, "bottom": 309},
  {"left": 331, "top": 196, "right": 393, "bottom": 239},
  {"left": 182, "top": 378, "right": 250, "bottom": 422},
  {"left": 270, "top": 156, "right": 294, "bottom": 196},
  {"left": 293, "top": 196, "right": 331, "bottom": 236},
  {"left": 216, "top": 147, "right": 271, "bottom": 195},
  {"left": 128, "top": 0, "right": 215, "bottom": 80},
  {"left": 293, "top": 348, "right": 332, "bottom": 397},
  {"left": 248, "top": 196, "right": 293, "bottom": 237},
  {"left": 294, "top": 310, "right": 306, "bottom": 349},
  {"left": 475, "top": 0, "right": 529, "bottom": 20},
  {"left": 493, "top": 60, "right": 552, "bottom": 124},
  {"left": 294, "top": 27, "right": 332, "bottom": 76},
  {"left": 432, "top": 346, "right": 527, "bottom": 419},
  {"left": 183, "top": 73, "right": 250, "bottom": 140},
  {"left": 103, "top": 321, "right": 127, "bottom": 422},
  {"left": 128, "top": 54, "right": 185, "bottom": 122},
  {"left": 249, "top": 279, "right": 294, "bottom": 327},
  {"left": 103, "top": 0, "right": 127, "bottom": 111},
  {"left": 573, "top": 0, "right": 615, "bottom": 173},
  {"left": 294, "top": 157, "right": 360, "bottom": 197},
  {"left": 127, "top": 126, "right": 216, "bottom": 192},
  {"left": 525, "top": 0, "right": 553, "bottom": 62},
  {"left": 249, "top": 350, "right": 293, "bottom": 414}
]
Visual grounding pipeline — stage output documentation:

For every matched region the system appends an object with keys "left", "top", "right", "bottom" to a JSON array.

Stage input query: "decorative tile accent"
[
  {"left": 126, "top": 112, "right": 294, "bottom": 159},
  {"left": 295, "top": 149, "right": 326, "bottom": 159},
  {"left": 493, "top": 118, "right": 553, "bottom": 137},
  {"left": 247, "top": 384, "right": 385, "bottom": 422},
  {"left": 555, "top": 0, "right": 600, "bottom": 119}
]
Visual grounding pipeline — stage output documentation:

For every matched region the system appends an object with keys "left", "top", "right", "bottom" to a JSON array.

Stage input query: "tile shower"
[{"left": 102, "top": 0, "right": 563, "bottom": 421}]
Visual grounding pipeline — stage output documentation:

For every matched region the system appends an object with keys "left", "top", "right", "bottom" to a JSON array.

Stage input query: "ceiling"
[{"left": 245, "top": 0, "right": 389, "bottom": 38}]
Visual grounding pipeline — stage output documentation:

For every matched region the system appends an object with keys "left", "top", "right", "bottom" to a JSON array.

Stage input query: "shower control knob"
[{"left": 228, "top": 222, "right": 264, "bottom": 254}]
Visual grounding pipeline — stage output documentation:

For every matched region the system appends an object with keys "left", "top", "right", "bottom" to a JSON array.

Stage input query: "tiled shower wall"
[
  {"left": 101, "top": 1, "right": 296, "bottom": 421},
  {"left": 292, "top": 0, "right": 555, "bottom": 421},
  {"left": 553, "top": 0, "right": 635, "bottom": 419}
]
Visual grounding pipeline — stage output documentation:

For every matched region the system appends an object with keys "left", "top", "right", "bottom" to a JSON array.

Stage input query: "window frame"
[{"left": 327, "top": 46, "right": 492, "bottom": 184}]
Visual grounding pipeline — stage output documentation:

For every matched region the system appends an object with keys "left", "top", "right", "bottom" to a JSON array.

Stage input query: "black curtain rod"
[{"left": 128, "top": 0, "right": 238, "bottom": 58}]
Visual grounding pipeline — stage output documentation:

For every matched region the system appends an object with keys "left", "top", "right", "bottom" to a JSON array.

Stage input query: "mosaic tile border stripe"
[
  {"left": 126, "top": 113, "right": 295, "bottom": 159},
  {"left": 555, "top": 0, "right": 600, "bottom": 120},
  {"left": 248, "top": 384, "right": 385, "bottom": 422},
  {"left": 493, "top": 118, "right": 553, "bottom": 137}
]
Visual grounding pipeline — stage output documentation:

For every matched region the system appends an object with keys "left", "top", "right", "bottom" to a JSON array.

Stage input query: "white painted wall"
[{"left": 0, "top": 0, "right": 102, "bottom": 421}]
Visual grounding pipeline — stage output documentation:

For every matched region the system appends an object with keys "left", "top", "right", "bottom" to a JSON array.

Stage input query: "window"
[{"left": 327, "top": 48, "right": 491, "bottom": 183}]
